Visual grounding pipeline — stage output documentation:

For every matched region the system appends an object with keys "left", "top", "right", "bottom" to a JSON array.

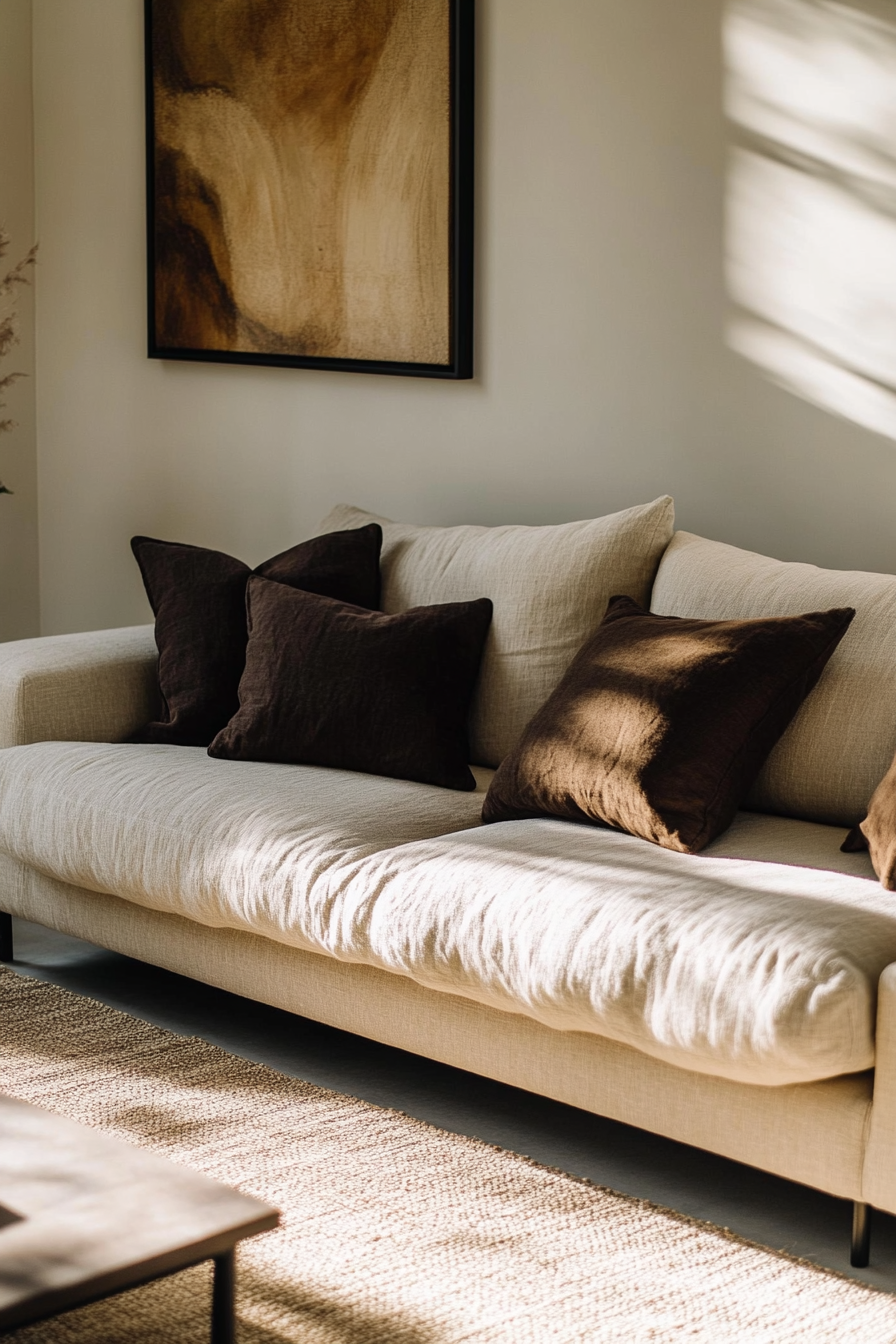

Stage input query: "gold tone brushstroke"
[{"left": 153, "top": 0, "right": 451, "bottom": 364}]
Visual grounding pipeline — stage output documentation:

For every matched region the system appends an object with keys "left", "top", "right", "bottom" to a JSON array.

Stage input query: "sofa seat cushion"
[
  {"left": 330, "top": 812, "right": 887, "bottom": 1086},
  {"left": 0, "top": 743, "right": 890, "bottom": 1087},
  {"left": 0, "top": 743, "right": 492, "bottom": 945}
]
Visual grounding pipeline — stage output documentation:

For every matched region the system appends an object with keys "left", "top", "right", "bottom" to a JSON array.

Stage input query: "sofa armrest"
[
  {"left": 861, "top": 962, "right": 896, "bottom": 1211},
  {"left": 0, "top": 625, "right": 159, "bottom": 748}
]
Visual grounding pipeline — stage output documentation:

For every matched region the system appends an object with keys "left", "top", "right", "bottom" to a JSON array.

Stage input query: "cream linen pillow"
[
  {"left": 651, "top": 531, "right": 896, "bottom": 827},
  {"left": 319, "top": 498, "right": 675, "bottom": 767}
]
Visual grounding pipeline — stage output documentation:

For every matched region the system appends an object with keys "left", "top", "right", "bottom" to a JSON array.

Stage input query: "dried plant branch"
[
  {"left": 0, "top": 223, "right": 38, "bottom": 494},
  {"left": 0, "top": 313, "right": 16, "bottom": 361},
  {"left": 0, "top": 243, "right": 36, "bottom": 302}
]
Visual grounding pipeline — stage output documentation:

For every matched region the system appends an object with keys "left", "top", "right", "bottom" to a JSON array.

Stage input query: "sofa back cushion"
[
  {"left": 651, "top": 531, "right": 896, "bottom": 826},
  {"left": 319, "top": 498, "right": 675, "bottom": 767}
]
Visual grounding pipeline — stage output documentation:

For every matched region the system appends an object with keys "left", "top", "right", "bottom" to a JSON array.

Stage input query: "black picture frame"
[{"left": 145, "top": 1, "right": 474, "bottom": 380}]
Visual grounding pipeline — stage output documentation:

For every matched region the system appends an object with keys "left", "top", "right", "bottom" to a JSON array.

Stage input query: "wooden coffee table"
[{"left": 0, "top": 1094, "right": 279, "bottom": 1340}]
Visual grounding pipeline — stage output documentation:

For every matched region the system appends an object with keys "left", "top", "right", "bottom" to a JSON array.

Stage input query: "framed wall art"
[{"left": 145, "top": 1, "right": 474, "bottom": 379}]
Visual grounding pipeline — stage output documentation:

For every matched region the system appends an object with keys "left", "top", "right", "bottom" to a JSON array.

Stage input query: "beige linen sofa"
[{"left": 3, "top": 500, "right": 896, "bottom": 1266}]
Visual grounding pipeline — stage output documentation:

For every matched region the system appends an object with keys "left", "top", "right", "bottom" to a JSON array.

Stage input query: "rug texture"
[{"left": 2, "top": 965, "right": 896, "bottom": 1343}]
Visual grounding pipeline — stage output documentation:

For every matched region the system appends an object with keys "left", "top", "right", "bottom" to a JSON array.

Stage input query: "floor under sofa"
[{"left": 9, "top": 914, "right": 896, "bottom": 1293}]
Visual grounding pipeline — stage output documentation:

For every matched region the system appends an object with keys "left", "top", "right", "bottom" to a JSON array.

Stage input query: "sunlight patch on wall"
[{"left": 725, "top": 0, "right": 896, "bottom": 439}]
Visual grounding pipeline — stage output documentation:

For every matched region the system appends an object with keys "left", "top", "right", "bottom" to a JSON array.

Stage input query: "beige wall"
[
  {"left": 0, "top": 0, "right": 39, "bottom": 639},
  {"left": 30, "top": 0, "right": 896, "bottom": 635}
]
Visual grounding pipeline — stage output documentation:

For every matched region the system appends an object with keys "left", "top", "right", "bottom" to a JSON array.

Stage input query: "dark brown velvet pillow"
[
  {"left": 841, "top": 764, "right": 896, "bottom": 888},
  {"left": 482, "top": 595, "right": 855, "bottom": 852},
  {"left": 131, "top": 524, "right": 382, "bottom": 747},
  {"left": 208, "top": 578, "right": 493, "bottom": 790}
]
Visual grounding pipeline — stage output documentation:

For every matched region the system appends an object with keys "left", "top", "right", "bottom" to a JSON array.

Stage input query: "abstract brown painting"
[{"left": 146, "top": 1, "right": 473, "bottom": 377}]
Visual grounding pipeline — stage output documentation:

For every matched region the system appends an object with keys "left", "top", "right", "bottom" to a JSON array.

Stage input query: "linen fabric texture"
[
  {"left": 0, "top": 624, "right": 159, "bottom": 748},
  {"left": 131, "top": 524, "right": 383, "bottom": 748},
  {"left": 483, "top": 596, "right": 855, "bottom": 853},
  {"left": 0, "top": 741, "right": 884, "bottom": 1087},
  {"left": 209, "top": 580, "right": 493, "bottom": 790},
  {"left": 319, "top": 498, "right": 675, "bottom": 767},
  {"left": 651, "top": 532, "right": 896, "bottom": 827}
]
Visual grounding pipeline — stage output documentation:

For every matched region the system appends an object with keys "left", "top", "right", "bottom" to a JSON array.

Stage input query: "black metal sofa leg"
[
  {"left": 0, "top": 911, "right": 12, "bottom": 962},
  {"left": 851, "top": 1202, "right": 871, "bottom": 1267}
]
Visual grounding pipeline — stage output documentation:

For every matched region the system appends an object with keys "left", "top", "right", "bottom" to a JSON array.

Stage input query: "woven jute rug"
[{"left": 2, "top": 967, "right": 896, "bottom": 1343}]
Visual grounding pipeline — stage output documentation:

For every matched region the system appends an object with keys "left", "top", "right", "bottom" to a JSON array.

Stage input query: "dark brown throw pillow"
[
  {"left": 208, "top": 579, "right": 493, "bottom": 790},
  {"left": 132, "top": 524, "right": 382, "bottom": 747},
  {"left": 482, "top": 595, "right": 855, "bottom": 853},
  {"left": 841, "top": 765, "right": 896, "bottom": 888}
]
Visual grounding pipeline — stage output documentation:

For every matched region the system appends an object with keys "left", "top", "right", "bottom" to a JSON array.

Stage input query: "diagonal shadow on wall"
[{"left": 725, "top": 0, "right": 896, "bottom": 440}]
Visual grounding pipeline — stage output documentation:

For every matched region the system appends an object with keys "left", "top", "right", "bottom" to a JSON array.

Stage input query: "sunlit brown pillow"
[
  {"left": 483, "top": 596, "right": 855, "bottom": 853},
  {"left": 209, "top": 578, "right": 493, "bottom": 790},
  {"left": 841, "top": 764, "right": 896, "bottom": 889},
  {"left": 131, "top": 524, "right": 382, "bottom": 747}
]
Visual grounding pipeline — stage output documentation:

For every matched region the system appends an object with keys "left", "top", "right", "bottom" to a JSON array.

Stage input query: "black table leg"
[{"left": 211, "top": 1247, "right": 236, "bottom": 1344}]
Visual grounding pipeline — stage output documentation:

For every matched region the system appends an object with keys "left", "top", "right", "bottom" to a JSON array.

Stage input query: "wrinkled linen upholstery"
[
  {"left": 320, "top": 499, "right": 675, "bottom": 767},
  {"left": 0, "top": 744, "right": 491, "bottom": 942},
  {"left": 651, "top": 532, "right": 896, "bottom": 827},
  {"left": 340, "top": 815, "right": 884, "bottom": 1085},
  {"left": 0, "top": 742, "right": 889, "bottom": 1087}
]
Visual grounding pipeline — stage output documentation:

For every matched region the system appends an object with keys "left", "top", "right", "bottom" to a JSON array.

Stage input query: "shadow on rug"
[{"left": 1, "top": 965, "right": 894, "bottom": 1343}]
